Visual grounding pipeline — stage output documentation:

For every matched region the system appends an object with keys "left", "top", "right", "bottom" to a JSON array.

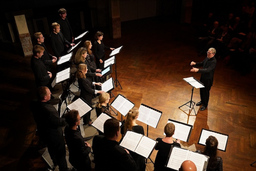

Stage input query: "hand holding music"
[
  {"left": 95, "top": 82, "right": 102, "bottom": 86},
  {"left": 99, "top": 59, "right": 103, "bottom": 63},
  {"left": 48, "top": 71, "right": 52, "bottom": 78},
  {"left": 110, "top": 47, "right": 115, "bottom": 51},
  {"left": 52, "top": 56, "right": 57, "bottom": 63},
  {"left": 96, "top": 73, "right": 102, "bottom": 77}
]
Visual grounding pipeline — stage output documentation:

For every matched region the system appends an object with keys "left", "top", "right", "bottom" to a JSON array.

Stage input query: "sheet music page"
[
  {"left": 138, "top": 105, "right": 161, "bottom": 128},
  {"left": 167, "top": 120, "right": 192, "bottom": 142},
  {"left": 199, "top": 129, "right": 228, "bottom": 151},
  {"left": 111, "top": 95, "right": 134, "bottom": 116},
  {"left": 109, "top": 45, "right": 123, "bottom": 56},
  {"left": 183, "top": 77, "right": 204, "bottom": 88},
  {"left": 91, "top": 113, "right": 111, "bottom": 133},
  {"left": 101, "top": 66, "right": 110, "bottom": 76},
  {"left": 67, "top": 41, "right": 81, "bottom": 53},
  {"left": 67, "top": 98, "right": 92, "bottom": 117},
  {"left": 167, "top": 147, "right": 189, "bottom": 170},
  {"left": 187, "top": 152, "right": 209, "bottom": 171},
  {"left": 57, "top": 52, "right": 73, "bottom": 65},
  {"left": 101, "top": 77, "right": 114, "bottom": 92},
  {"left": 104, "top": 56, "right": 115, "bottom": 68},
  {"left": 134, "top": 136, "right": 156, "bottom": 158},
  {"left": 75, "top": 31, "right": 88, "bottom": 40},
  {"left": 56, "top": 67, "right": 70, "bottom": 83},
  {"left": 120, "top": 131, "right": 143, "bottom": 152}
]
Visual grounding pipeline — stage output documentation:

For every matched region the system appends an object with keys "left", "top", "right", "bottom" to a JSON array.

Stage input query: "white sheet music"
[
  {"left": 167, "top": 120, "right": 192, "bottom": 142},
  {"left": 75, "top": 31, "right": 88, "bottom": 40},
  {"left": 67, "top": 40, "right": 81, "bottom": 53},
  {"left": 111, "top": 94, "right": 134, "bottom": 116},
  {"left": 56, "top": 67, "right": 70, "bottom": 83},
  {"left": 109, "top": 45, "right": 123, "bottom": 56},
  {"left": 67, "top": 98, "right": 92, "bottom": 117},
  {"left": 91, "top": 113, "right": 111, "bottom": 133},
  {"left": 198, "top": 129, "right": 228, "bottom": 151},
  {"left": 104, "top": 56, "right": 115, "bottom": 68},
  {"left": 183, "top": 77, "right": 204, "bottom": 89},
  {"left": 120, "top": 131, "right": 156, "bottom": 158},
  {"left": 167, "top": 147, "right": 209, "bottom": 171},
  {"left": 57, "top": 52, "right": 73, "bottom": 65},
  {"left": 101, "top": 66, "right": 110, "bottom": 76},
  {"left": 101, "top": 77, "right": 114, "bottom": 92},
  {"left": 137, "top": 104, "right": 161, "bottom": 128}
]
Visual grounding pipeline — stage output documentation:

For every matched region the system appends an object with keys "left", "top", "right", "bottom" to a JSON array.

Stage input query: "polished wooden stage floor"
[{"left": 0, "top": 17, "right": 256, "bottom": 171}]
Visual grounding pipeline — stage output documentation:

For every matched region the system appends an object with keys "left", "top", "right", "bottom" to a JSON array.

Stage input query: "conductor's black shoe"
[
  {"left": 196, "top": 101, "right": 202, "bottom": 106},
  {"left": 200, "top": 106, "right": 206, "bottom": 111}
]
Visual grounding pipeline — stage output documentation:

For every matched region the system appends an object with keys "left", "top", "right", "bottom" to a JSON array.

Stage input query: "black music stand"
[
  {"left": 251, "top": 160, "right": 256, "bottom": 166},
  {"left": 109, "top": 46, "right": 123, "bottom": 89},
  {"left": 179, "top": 77, "right": 204, "bottom": 117}
]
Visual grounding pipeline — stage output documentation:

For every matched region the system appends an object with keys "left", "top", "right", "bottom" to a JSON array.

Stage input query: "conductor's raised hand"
[{"left": 190, "top": 61, "right": 196, "bottom": 66}]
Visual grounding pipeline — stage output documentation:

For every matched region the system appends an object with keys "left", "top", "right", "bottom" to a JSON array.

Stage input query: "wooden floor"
[{"left": 1, "top": 17, "right": 256, "bottom": 171}]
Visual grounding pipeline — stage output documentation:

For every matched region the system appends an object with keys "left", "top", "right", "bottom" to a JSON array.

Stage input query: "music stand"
[
  {"left": 179, "top": 77, "right": 204, "bottom": 117},
  {"left": 109, "top": 45, "right": 123, "bottom": 89},
  {"left": 138, "top": 104, "right": 162, "bottom": 164}
]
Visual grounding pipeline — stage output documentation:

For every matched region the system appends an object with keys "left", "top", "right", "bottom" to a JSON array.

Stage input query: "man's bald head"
[{"left": 179, "top": 160, "right": 197, "bottom": 171}]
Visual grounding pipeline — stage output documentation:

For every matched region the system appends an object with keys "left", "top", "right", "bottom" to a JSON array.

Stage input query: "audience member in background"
[
  {"left": 92, "top": 31, "right": 114, "bottom": 69},
  {"left": 214, "top": 25, "right": 232, "bottom": 58},
  {"left": 50, "top": 22, "right": 74, "bottom": 58},
  {"left": 95, "top": 92, "right": 111, "bottom": 117},
  {"left": 179, "top": 160, "right": 197, "bottom": 171},
  {"left": 74, "top": 47, "right": 102, "bottom": 83},
  {"left": 76, "top": 63, "right": 103, "bottom": 125},
  {"left": 154, "top": 123, "right": 181, "bottom": 171},
  {"left": 34, "top": 32, "right": 57, "bottom": 72},
  {"left": 92, "top": 118, "right": 137, "bottom": 171},
  {"left": 202, "top": 136, "right": 223, "bottom": 171},
  {"left": 57, "top": 8, "right": 74, "bottom": 43},
  {"left": 31, "top": 86, "right": 68, "bottom": 171},
  {"left": 31, "top": 45, "right": 52, "bottom": 88},
  {"left": 122, "top": 107, "right": 145, "bottom": 171},
  {"left": 64, "top": 109, "right": 92, "bottom": 171}
]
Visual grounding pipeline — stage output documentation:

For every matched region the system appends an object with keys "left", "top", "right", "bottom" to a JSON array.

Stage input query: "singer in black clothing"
[
  {"left": 31, "top": 86, "right": 68, "bottom": 171},
  {"left": 50, "top": 22, "right": 74, "bottom": 58},
  {"left": 31, "top": 45, "right": 52, "bottom": 88},
  {"left": 92, "top": 118, "right": 138, "bottom": 171},
  {"left": 190, "top": 47, "right": 217, "bottom": 111},
  {"left": 64, "top": 110, "right": 92, "bottom": 171},
  {"left": 34, "top": 32, "right": 57, "bottom": 71},
  {"left": 92, "top": 31, "right": 114, "bottom": 69},
  {"left": 57, "top": 8, "right": 74, "bottom": 43}
]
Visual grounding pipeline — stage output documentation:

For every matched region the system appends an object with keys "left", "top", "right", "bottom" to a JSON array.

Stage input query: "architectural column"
[{"left": 110, "top": 0, "right": 121, "bottom": 39}]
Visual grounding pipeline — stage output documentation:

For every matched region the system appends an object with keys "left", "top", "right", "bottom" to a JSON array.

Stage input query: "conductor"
[{"left": 190, "top": 47, "right": 217, "bottom": 111}]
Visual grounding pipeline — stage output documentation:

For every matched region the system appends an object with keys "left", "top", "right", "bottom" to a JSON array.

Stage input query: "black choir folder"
[
  {"left": 120, "top": 131, "right": 156, "bottom": 158},
  {"left": 167, "top": 147, "right": 209, "bottom": 171}
]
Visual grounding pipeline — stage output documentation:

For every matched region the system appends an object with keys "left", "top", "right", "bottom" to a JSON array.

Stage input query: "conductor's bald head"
[{"left": 179, "top": 160, "right": 197, "bottom": 171}]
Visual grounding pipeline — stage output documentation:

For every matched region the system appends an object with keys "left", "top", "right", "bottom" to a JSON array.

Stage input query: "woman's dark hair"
[
  {"left": 203, "top": 136, "right": 219, "bottom": 168},
  {"left": 94, "top": 31, "right": 104, "bottom": 40}
]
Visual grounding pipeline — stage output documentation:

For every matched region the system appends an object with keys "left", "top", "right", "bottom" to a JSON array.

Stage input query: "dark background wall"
[{"left": 0, "top": 0, "right": 250, "bottom": 53}]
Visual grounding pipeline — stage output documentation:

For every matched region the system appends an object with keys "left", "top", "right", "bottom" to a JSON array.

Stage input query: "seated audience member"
[
  {"left": 31, "top": 45, "right": 52, "bottom": 88},
  {"left": 95, "top": 92, "right": 111, "bottom": 117},
  {"left": 202, "top": 136, "right": 223, "bottom": 171},
  {"left": 64, "top": 110, "right": 92, "bottom": 171},
  {"left": 122, "top": 107, "right": 145, "bottom": 171},
  {"left": 154, "top": 123, "right": 181, "bottom": 171},
  {"left": 76, "top": 63, "right": 103, "bottom": 125},
  {"left": 179, "top": 160, "right": 197, "bottom": 171},
  {"left": 92, "top": 118, "right": 137, "bottom": 171},
  {"left": 31, "top": 86, "right": 68, "bottom": 171}
]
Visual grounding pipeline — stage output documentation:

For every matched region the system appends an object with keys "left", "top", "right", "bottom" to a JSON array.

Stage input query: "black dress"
[
  {"left": 154, "top": 138, "right": 181, "bottom": 171},
  {"left": 64, "top": 126, "right": 91, "bottom": 171},
  {"left": 92, "top": 40, "right": 109, "bottom": 69},
  {"left": 78, "top": 77, "right": 95, "bottom": 124}
]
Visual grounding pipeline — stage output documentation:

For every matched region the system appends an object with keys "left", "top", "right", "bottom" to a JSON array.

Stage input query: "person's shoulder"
[{"left": 156, "top": 137, "right": 163, "bottom": 142}]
